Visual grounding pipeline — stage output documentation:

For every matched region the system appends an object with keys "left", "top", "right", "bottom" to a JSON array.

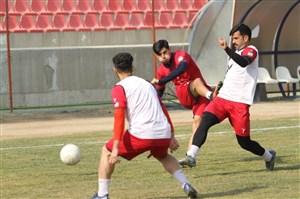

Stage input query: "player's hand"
[
  {"left": 169, "top": 136, "right": 180, "bottom": 153},
  {"left": 151, "top": 78, "right": 159, "bottom": 85},
  {"left": 109, "top": 150, "right": 121, "bottom": 164},
  {"left": 218, "top": 38, "right": 227, "bottom": 49}
]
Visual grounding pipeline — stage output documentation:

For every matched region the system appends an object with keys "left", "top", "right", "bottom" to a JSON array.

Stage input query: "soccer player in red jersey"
[
  {"left": 91, "top": 52, "right": 198, "bottom": 199},
  {"left": 151, "top": 39, "right": 221, "bottom": 152},
  {"left": 179, "top": 24, "right": 276, "bottom": 171}
]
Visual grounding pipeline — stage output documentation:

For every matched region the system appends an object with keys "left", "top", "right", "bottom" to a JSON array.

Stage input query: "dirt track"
[{"left": 1, "top": 99, "right": 299, "bottom": 140}]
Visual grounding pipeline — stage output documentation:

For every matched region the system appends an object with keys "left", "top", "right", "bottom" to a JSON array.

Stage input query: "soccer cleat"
[
  {"left": 183, "top": 183, "right": 198, "bottom": 199},
  {"left": 265, "top": 150, "right": 276, "bottom": 171},
  {"left": 210, "top": 81, "right": 223, "bottom": 100},
  {"left": 90, "top": 193, "right": 110, "bottom": 199},
  {"left": 178, "top": 155, "right": 196, "bottom": 168}
]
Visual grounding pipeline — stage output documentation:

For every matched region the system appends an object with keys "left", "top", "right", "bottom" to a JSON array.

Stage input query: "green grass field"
[{"left": 1, "top": 117, "right": 299, "bottom": 199}]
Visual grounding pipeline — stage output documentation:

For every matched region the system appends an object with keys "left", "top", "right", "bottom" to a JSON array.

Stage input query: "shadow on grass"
[
  {"left": 149, "top": 186, "right": 266, "bottom": 199},
  {"left": 201, "top": 186, "right": 266, "bottom": 198}
]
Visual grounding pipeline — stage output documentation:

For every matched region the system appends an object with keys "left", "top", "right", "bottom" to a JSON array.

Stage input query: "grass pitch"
[{"left": 1, "top": 117, "right": 299, "bottom": 199}]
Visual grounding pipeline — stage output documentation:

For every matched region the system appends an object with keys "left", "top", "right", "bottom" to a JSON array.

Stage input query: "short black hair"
[
  {"left": 153, "top": 39, "right": 169, "bottom": 55},
  {"left": 230, "top": 23, "right": 252, "bottom": 40},
  {"left": 112, "top": 52, "right": 133, "bottom": 73}
]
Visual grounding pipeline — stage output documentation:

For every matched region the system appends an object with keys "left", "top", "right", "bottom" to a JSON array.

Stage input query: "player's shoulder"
[{"left": 245, "top": 45, "right": 258, "bottom": 52}]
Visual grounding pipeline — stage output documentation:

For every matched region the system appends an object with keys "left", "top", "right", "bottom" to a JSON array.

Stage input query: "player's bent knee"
[{"left": 236, "top": 135, "right": 251, "bottom": 150}]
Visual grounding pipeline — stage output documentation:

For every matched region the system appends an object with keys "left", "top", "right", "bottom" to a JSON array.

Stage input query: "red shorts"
[
  {"left": 204, "top": 97, "right": 250, "bottom": 136},
  {"left": 175, "top": 82, "right": 210, "bottom": 116},
  {"left": 105, "top": 130, "right": 170, "bottom": 160}
]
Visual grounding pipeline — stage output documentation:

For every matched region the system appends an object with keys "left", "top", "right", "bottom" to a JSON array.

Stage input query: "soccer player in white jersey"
[
  {"left": 179, "top": 24, "right": 276, "bottom": 171},
  {"left": 91, "top": 53, "right": 198, "bottom": 199}
]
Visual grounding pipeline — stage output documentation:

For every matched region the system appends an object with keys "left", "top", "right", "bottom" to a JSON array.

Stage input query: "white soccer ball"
[{"left": 60, "top": 144, "right": 81, "bottom": 165}]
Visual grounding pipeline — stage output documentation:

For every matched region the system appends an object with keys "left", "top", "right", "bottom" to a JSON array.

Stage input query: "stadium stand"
[
  {"left": 0, "top": 0, "right": 206, "bottom": 32},
  {"left": 158, "top": 10, "right": 173, "bottom": 28},
  {"left": 128, "top": 12, "right": 144, "bottom": 29},
  {"left": 30, "top": 0, "right": 46, "bottom": 14},
  {"left": 3, "top": 15, "right": 20, "bottom": 32},
  {"left": 173, "top": 10, "right": 188, "bottom": 28},
  {"left": 14, "top": 0, "right": 30, "bottom": 14},
  {"left": 193, "top": 0, "right": 205, "bottom": 9},
  {"left": 107, "top": 0, "right": 121, "bottom": 12},
  {"left": 61, "top": 0, "right": 77, "bottom": 14},
  {"left": 0, "top": 0, "right": 13, "bottom": 15},
  {"left": 179, "top": 0, "right": 193, "bottom": 10},
  {"left": 154, "top": 0, "right": 166, "bottom": 11},
  {"left": 36, "top": 14, "right": 53, "bottom": 32},
  {"left": 67, "top": 13, "right": 83, "bottom": 31},
  {"left": 187, "top": 10, "right": 199, "bottom": 25},
  {"left": 52, "top": 14, "right": 68, "bottom": 31},
  {"left": 46, "top": 0, "right": 61, "bottom": 14},
  {"left": 114, "top": 12, "right": 129, "bottom": 30},
  {"left": 136, "top": 0, "right": 151, "bottom": 12},
  {"left": 77, "top": 0, "right": 91, "bottom": 14},
  {"left": 122, "top": 0, "right": 136, "bottom": 12},
  {"left": 81, "top": 13, "right": 102, "bottom": 31},
  {"left": 143, "top": 11, "right": 158, "bottom": 28},
  {"left": 99, "top": 12, "right": 114, "bottom": 30},
  {"left": 19, "top": 14, "right": 35, "bottom": 32},
  {"left": 165, "top": 0, "right": 179, "bottom": 10}
]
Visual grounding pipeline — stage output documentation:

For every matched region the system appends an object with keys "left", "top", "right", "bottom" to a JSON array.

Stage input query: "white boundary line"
[{"left": 1, "top": 125, "right": 299, "bottom": 151}]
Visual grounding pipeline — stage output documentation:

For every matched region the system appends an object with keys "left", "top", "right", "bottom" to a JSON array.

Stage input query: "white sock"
[
  {"left": 262, "top": 150, "right": 272, "bottom": 162},
  {"left": 172, "top": 169, "right": 190, "bottom": 187},
  {"left": 186, "top": 145, "right": 200, "bottom": 159},
  {"left": 98, "top": 178, "right": 110, "bottom": 197},
  {"left": 205, "top": 91, "right": 212, "bottom": 100}
]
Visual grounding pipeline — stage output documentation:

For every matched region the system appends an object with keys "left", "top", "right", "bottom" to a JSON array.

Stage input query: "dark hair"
[
  {"left": 230, "top": 23, "right": 252, "bottom": 40},
  {"left": 153, "top": 39, "right": 169, "bottom": 55},
  {"left": 112, "top": 52, "right": 133, "bottom": 73}
]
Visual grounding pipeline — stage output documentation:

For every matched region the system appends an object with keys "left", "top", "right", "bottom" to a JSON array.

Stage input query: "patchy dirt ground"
[{"left": 1, "top": 99, "right": 299, "bottom": 140}]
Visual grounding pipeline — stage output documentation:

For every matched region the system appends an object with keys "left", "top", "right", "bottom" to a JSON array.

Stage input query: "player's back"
[{"left": 117, "top": 76, "right": 171, "bottom": 139}]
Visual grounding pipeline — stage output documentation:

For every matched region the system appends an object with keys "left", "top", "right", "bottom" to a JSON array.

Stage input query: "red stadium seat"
[
  {"left": 14, "top": 0, "right": 30, "bottom": 13},
  {"left": 114, "top": 12, "right": 129, "bottom": 30},
  {"left": 92, "top": 0, "right": 107, "bottom": 12},
  {"left": 0, "top": 0, "right": 13, "bottom": 15},
  {"left": 165, "top": 0, "right": 179, "bottom": 10},
  {"left": 61, "top": 0, "right": 77, "bottom": 13},
  {"left": 122, "top": 0, "right": 135, "bottom": 12},
  {"left": 99, "top": 12, "right": 114, "bottom": 29},
  {"left": 179, "top": 0, "right": 192, "bottom": 10},
  {"left": 67, "top": 14, "right": 83, "bottom": 31},
  {"left": 187, "top": 10, "right": 198, "bottom": 25},
  {"left": 19, "top": 14, "right": 35, "bottom": 32},
  {"left": 30, "top": 0, "right": 46, "bottom": 13},
  {"left": 77, "top": 0, "right": 91, "bottom": 13},
  {"left": 36, "top": 14, "right": 54, "bottom": 32},
  {"left": 3, "top": 15, "right": 20, "bottom": 32},
  {"left": 193, "top": 0, "right": 205, "bottom": 9},
  {"left": 129, "top": 13, "right": 143, "bottom": 29},
  {"left": 153, "top": 0, "right": 165, "bottom": 11},
  {"left": 136, "top": 0, "right": 150, "bottom": 12},
  {"left": 143, "top": 11, "right": 157, "bottom": 27},
  {"left": 107, "top": 0, "right": 121, "bottom": 12},
  {"left": 158, "top": 10, "right": 172, "bottom": 28},
  {"left": 81, "top": 13, "right": 102, "bottom": 31},
  {"left": 46, "top": 0, "right": 61, "bottom": 13},
  {"left": 173, "top": 10, "right": 188, "bottom": 28},
  {"left": 52, "top": 14, "right": 67, "bottom": 31}
]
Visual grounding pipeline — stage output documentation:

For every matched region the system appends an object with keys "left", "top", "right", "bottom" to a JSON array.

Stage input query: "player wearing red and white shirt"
[
  {"left": 91, "top": 53, "right": 198, "bottom": 199},
  {"left": 151, "top": 39, "right": 221, "bottom": 152},
  {"left": 179, "top": 24, "right": 276, "bottom": 172}
]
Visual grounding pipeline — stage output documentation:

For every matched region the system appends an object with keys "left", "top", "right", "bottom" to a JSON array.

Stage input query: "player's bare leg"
[{"left": 190, "top": 78, "right": 210, "bottom": 98}]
